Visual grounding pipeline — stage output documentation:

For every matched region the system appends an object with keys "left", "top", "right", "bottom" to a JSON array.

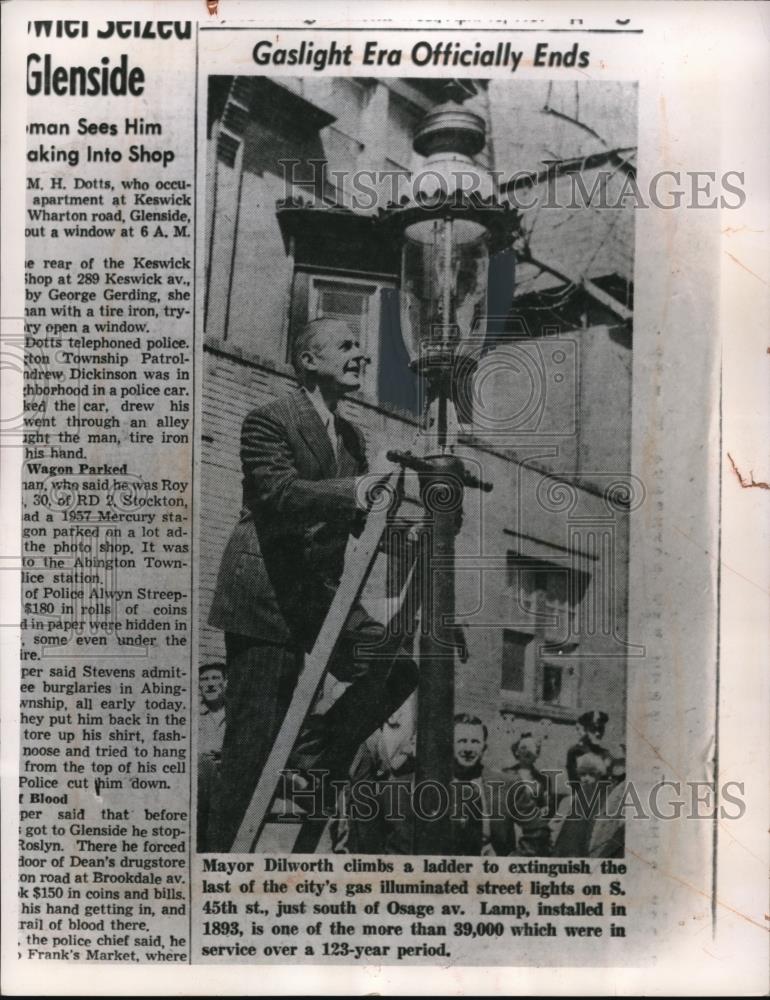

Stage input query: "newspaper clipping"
[{"left": 1, "top": 1, "right": 768, "bottom": 994}]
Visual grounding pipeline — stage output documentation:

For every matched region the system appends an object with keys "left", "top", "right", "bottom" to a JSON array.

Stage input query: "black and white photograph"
[
  {"left": 3, "top": 0, "right": 769, "bottom": 990},
  {"left": 198, "top": 75, "right": 637, "bottom": 857}
]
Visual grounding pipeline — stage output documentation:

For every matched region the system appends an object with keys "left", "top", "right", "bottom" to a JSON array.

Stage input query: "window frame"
[{"left": 501, "top": 552, "right": 588, "bottom": 717}]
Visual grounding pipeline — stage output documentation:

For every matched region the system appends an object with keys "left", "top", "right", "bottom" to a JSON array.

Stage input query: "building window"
[
  {"left": 507, "top": 560, "right": 583, "bottom": 645},
  {"left": 502, "top": 631, "right": 531, "bottom": 694},
  {"left": 541, "top": 662, "right": 563, "bottom": 704},
  {"left": 539, "top": 659, "right": 578, "bottom": 708},
  {"left": 501, "top": 553, "right": 588, "bottom": 713}
]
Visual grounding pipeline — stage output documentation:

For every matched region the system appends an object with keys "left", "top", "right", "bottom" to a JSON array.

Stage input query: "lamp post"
[{"left": 379, "top": 98, "right": 517, "bottom": 853}]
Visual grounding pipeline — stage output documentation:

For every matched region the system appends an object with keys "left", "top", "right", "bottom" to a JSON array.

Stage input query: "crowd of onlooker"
[
  {"left": 197, "top": 658, "right": 625, "bottom": 859},
  {"left": 331, "top": 706, "right": 626, "bottom": 858}
]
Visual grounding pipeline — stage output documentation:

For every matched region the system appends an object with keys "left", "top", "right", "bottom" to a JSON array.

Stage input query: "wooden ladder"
[{"left": 232, "top": 462, "right": 422, "bottom": 853}]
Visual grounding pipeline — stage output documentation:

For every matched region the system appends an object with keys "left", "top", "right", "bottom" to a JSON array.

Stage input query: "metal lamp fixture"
[{"left": 379, "top": 100, "right": 517, "bottom": 450}]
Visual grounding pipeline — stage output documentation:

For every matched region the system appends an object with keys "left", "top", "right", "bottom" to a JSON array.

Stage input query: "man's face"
[
  {"left": 453, "top": 723, "right": 486, "bottom": 771},
  {"left": 199, "top": 669, "right": 225, "bottom": 706},
  {"left": 304, "top": 321, "right": 365, "bottom": 394}
]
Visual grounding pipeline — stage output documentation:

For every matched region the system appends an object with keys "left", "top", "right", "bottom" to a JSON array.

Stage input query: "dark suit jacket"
[
  {"left": 369, "top": 766, "right": 517, "bottom": 857},
  {"left": 209, "top": 386, "right": 368, "bottom": 645}
]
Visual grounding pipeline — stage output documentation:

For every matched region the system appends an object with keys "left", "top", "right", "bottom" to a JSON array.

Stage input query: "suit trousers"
[
  {"left": 205, "top": 637, "right": 302, "bottom": 853},
  {"left": 207, "top": 613, "right": 418, "bottom": 852}
]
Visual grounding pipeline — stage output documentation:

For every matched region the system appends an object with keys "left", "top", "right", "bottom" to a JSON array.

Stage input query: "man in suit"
[
  {"left": 449, "top": 714, "right": 516, "bottom": 857},
  {"left": 197, "top": 663, "right": 227, "bottom": 852},
  {"left": 207, "top": 318, "right": 418, "bottom": 851},
  {"left": 351, "top": 714, "right": 515, "bottom": 857}
]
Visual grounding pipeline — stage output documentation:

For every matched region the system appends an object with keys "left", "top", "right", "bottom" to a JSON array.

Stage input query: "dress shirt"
[{"left": 301, "top": 386, "right": 339, "bottom": 460}]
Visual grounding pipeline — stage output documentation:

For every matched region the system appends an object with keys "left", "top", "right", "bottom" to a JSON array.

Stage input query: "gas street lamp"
[
  {"left": 378, "top": 98, "right": 517, "bottom": 853},
  {"left": 380, "top": 100, "right": 517, "bottom": 448}
]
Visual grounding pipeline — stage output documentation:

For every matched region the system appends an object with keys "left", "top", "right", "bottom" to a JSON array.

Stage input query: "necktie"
[{"left": 326, "top": 414, "right": 338, "bottom": 462}]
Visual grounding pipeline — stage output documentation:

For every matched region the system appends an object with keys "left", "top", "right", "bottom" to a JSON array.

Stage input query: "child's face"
[
  {"left": 576, "top": 751, "right": 607, "bottom": 787},
  {"left": 578, "top": 768, "right": 600, "bottom": 789}
]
